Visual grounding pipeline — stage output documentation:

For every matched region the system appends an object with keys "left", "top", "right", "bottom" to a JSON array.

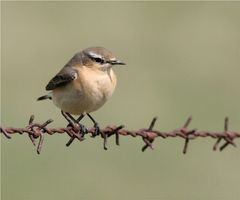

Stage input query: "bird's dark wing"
[{"left": 46, "top": 67, "right": 77, "bottom": 91}]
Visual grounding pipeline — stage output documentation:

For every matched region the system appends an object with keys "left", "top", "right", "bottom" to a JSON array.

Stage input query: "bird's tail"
[{"left": 37, "top": 93, "right": 52, "bottom": 101}]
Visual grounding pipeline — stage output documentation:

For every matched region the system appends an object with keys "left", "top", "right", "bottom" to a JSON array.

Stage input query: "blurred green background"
[{"left": 1, "top": 1, "right": 240, "bottom": 200}]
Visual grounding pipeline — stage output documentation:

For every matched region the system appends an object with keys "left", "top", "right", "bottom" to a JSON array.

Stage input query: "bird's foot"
[
  {"left": 79, "top": 123, "right": 88, "bottom": 137},
  {"left": 61, "top": 111, "right": 87, "bottom": 139},
  {"left": 66, "top": 121, "right": 88, "bottom": 140},
  {"left": 91, "top": 123, "right": 100, "bottom": 137}
]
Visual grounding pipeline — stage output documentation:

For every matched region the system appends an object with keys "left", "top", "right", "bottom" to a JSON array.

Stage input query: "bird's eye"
[{"left": 93, "top": 57, "right": 104, "bottom": 64}]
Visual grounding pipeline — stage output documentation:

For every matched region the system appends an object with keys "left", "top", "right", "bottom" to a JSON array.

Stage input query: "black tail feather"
[{"left": 37, "top": 95, "right": 52, "bottom": 101}]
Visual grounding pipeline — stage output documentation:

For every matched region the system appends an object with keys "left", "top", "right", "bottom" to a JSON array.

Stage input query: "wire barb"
[{"left": 1, "top": 115, "right": 239, "bottom": 154}]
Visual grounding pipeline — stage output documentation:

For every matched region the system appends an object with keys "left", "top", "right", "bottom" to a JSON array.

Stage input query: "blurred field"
[{"left": 1, "top": 2, "right": 240, "bottom": 200}]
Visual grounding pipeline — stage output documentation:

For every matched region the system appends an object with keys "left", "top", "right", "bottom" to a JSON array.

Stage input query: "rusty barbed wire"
[{"left": 1, "top": 115, "right": 239, "bottom": 154}]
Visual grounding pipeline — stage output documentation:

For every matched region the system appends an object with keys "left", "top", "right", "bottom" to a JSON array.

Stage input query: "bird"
[{"left": 37, "top": 46, "right": 126, "bottom": 135}]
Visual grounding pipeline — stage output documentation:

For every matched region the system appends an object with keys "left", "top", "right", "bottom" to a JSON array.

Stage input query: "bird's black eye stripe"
[{"left": 92, "top": 57, "right": 104, "bottom": 64}]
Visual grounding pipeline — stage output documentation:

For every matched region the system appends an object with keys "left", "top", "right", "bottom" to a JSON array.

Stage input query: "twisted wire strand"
[{"left": 1, "top": 115, "right": 239, "bottom": 154}]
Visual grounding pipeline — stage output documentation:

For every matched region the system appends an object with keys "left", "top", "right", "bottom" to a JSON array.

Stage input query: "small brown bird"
[{"left": 37, "top": 47, "right": 125, "bottom": 134}]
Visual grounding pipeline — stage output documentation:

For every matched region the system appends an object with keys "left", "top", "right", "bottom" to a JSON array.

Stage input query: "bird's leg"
[
  {"left": 87, "top": 113, "right": 100, "bottom": 137},
  {"left": 76, "top": 114, "right": 85, "bottom": 123},
  {"left": 61, "top": 111, "right": 75, "bottom": 127}
]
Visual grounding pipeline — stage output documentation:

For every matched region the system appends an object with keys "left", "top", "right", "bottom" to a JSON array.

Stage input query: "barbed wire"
[{"left": 1, "top": 115, "right": 239, "bottom": 154}]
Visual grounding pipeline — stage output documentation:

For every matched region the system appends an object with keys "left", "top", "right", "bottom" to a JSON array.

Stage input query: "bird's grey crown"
[
  {"left": 64, "top": 47, "right": 115, "bottom": 67},
  {"left": 83, "top": 47, "right": 115, "bottom": 61}
]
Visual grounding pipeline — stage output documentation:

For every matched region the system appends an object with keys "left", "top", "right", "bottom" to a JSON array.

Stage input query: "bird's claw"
[
  {"left": 79, "top": 123, "right": 88, "bottom": 137},
  {"left": 67, "top": 122, "right": 87, "bottom": 139}
]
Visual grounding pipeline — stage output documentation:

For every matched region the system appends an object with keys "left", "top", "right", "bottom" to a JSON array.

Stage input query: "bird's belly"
[{"left": 52, "top": 77, "right": 115, "bottom": 115}]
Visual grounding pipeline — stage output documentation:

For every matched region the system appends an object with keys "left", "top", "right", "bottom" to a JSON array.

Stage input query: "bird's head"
[{"left": 81, "top": 47, "right": 126, "bottom": 71}]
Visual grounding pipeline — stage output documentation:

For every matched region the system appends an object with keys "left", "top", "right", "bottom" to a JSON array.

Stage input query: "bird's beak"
[{"left": 110, "top": 60, "right": 126, "bottom": 65}]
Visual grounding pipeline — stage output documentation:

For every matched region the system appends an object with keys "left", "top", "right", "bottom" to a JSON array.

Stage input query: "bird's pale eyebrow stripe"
[{"left": 88, "top": 52, "right": 102, "bottom": 59}]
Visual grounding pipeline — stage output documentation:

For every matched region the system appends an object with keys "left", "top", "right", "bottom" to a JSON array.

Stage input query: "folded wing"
[{"left": 46, "top": 67, "right": 77, "bottom": 91}]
